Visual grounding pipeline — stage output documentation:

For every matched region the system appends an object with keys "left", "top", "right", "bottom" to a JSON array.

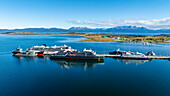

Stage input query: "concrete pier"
[{"left": 97, "top": 54, "right": 170, "bottom": 60}]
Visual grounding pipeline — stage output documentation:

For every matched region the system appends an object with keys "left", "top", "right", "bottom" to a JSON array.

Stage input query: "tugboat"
[
  {"left": 121, "top": 51, "right": 148, "bottom": 60},
  {"left": 50, "top": 48, "right": 104, "bottom": 61}
]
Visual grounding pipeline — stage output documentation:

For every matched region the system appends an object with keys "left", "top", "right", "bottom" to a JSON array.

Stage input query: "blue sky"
[{"left": 0, "top": 0, "right": 170, "bottom": 29}]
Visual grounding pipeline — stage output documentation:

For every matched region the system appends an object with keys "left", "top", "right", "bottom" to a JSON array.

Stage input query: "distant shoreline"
[{"left": 1, "top": 32, "right": 170, "bottom": 43}]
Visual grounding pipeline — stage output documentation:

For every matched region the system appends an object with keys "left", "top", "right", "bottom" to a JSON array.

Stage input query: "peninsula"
[{"left": 1, "top": 32, "right": 170, "bottom": 43}]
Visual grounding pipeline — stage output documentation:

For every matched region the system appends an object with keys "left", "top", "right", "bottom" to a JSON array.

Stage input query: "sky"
[{"left": 0, "top": 0, "right": 170, "bottom": 29}]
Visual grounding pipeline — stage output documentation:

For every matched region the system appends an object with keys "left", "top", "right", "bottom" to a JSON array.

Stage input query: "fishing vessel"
[
  {"left": 121, "top": 52, "right": 148, "bottom": 60},
  {"left": 50, "top": 48, "right": 104, "bottom": 61}
]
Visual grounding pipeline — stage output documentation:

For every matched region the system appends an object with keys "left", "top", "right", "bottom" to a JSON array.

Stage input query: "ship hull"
[
  {"left": 50, "top": 56, "right": 104, "bottom": 61},
  {"left": 12, "top": 51, "right": 22, "bottom": 55},
  {"left": 37, "top": 51, "right": 44, "bottom": 56}
]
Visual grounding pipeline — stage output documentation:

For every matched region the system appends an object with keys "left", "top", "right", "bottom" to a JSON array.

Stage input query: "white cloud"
[{"left": 69, "top": 17, "right": 170, "bottom": 29}]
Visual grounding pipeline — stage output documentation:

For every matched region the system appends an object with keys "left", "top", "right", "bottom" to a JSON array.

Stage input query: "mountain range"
[{"left": 0, "top": 26, "right": 170, "bottom": 33}]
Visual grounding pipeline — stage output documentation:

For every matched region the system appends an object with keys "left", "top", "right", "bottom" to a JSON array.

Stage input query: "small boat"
[
  {"left": 142, "top": 42, "right": 148, "bottom": 45},
  {"left": 50, "top": 48, "right": 104, "bottom": 61},
  {"left": 14, "top": 50, "right": 37, "bottom": 57},
  {"left": 12, "top": 47, "right": 23, "bottom": 55},
  {"left": 121, "top": 52, "right": 148, "bottom": 60},
  {"left": 141, "top": 42, "right": 152, "bottom": 46}
]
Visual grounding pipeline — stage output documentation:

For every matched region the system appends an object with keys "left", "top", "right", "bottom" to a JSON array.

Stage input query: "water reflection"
[
  {"left": 51, "top": 59, "right": 104, "bottom": 69},
  {"left": 113, "top": 58, "right": 150, "bottom": 65},
  {"left": 121, "top": 59, "right": 149, "bottom": 65},
  {"left": 13, "top": 56, "right": 38, "bottom": 61},
  {"left": 13, "top": 56, "right": 104, "bottom": 69},
  {"left": 13, "top": 55, "right": 51, "bottom": 61},
  {"left": 37, "top": 55, "right": 50, "bottom": 59}
]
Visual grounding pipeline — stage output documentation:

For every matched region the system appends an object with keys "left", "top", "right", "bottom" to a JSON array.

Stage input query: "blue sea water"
[{"left": 0, "top": 34, "right": 170, "bottom": 96}]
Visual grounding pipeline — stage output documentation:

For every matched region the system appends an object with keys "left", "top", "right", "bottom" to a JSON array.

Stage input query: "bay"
[{"left": 0, "top": 34, "right": 170, "bottom": 96}]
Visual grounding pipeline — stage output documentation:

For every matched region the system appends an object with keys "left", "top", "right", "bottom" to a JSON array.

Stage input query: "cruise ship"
[
  {"left": 28, "top": 44, "right": 74, "bottom": 55},
  {"left": 12, "top": 44, "right": 75, "bottom": 56},
  {"left": 50, "top": 48, "right": 104, "bottom": 61}
]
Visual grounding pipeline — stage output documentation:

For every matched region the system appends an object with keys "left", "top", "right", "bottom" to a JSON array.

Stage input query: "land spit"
[{"left": 1, "top": 32, "right": 170, "bottom": 43}]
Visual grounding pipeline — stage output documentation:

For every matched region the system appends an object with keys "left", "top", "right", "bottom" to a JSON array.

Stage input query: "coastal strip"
[{"left": 1, "top": 32, "right": 170, "bottom": 43}]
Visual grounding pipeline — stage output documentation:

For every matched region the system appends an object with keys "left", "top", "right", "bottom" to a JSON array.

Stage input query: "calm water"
[{"left": 0, "top": 35, "right": 170, "bottom": 96}]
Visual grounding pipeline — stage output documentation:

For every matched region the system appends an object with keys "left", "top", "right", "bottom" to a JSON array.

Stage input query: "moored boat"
[
  {"left": 12, "top": 44, "right": 75, "bottom": 56},
  {"left": 12, "top": 47, "right": 23, "bottom": 55},
  {"left": 109, "top": 49, "right": 123, "bottom": 55},
  {"left": 50, "top": 48, "right": 104, "bottom": 61},
  {"left": 121, "top": 52, "right": 148, "bottom": 60},
  {"left": 14, "top": 50, "right": 37, "bottom": 57}
]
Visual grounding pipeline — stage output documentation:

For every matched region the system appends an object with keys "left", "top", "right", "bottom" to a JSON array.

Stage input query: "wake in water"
[{"left": 0, "top": 51, "right": 11, "bottom": 55}]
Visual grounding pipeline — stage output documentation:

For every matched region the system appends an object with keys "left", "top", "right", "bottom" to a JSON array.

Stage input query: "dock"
[
  {"left": 97, "top": 54, "right": 170, "bottom": 60},
  {"left": 146, "top": 55, "right": 170, "bottom": 59}
]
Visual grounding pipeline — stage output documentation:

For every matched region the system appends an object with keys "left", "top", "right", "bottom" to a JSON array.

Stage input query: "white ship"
[
  {"left": 121, "top": 52, "right": 148, "bottom": 60},
  {"left": 12, "top": 44, "right": 75, "bottom": 56}
]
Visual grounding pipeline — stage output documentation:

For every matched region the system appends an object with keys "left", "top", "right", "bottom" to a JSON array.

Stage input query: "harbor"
[
  {"left": 1, "top": 0, "right": 170, "bottom": 96},
  {"left": 12, "top": 44, "right": 170, "bottom": 60},
  {"left": 1, "top": 34, "right": 170, "bottom": 96}
]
